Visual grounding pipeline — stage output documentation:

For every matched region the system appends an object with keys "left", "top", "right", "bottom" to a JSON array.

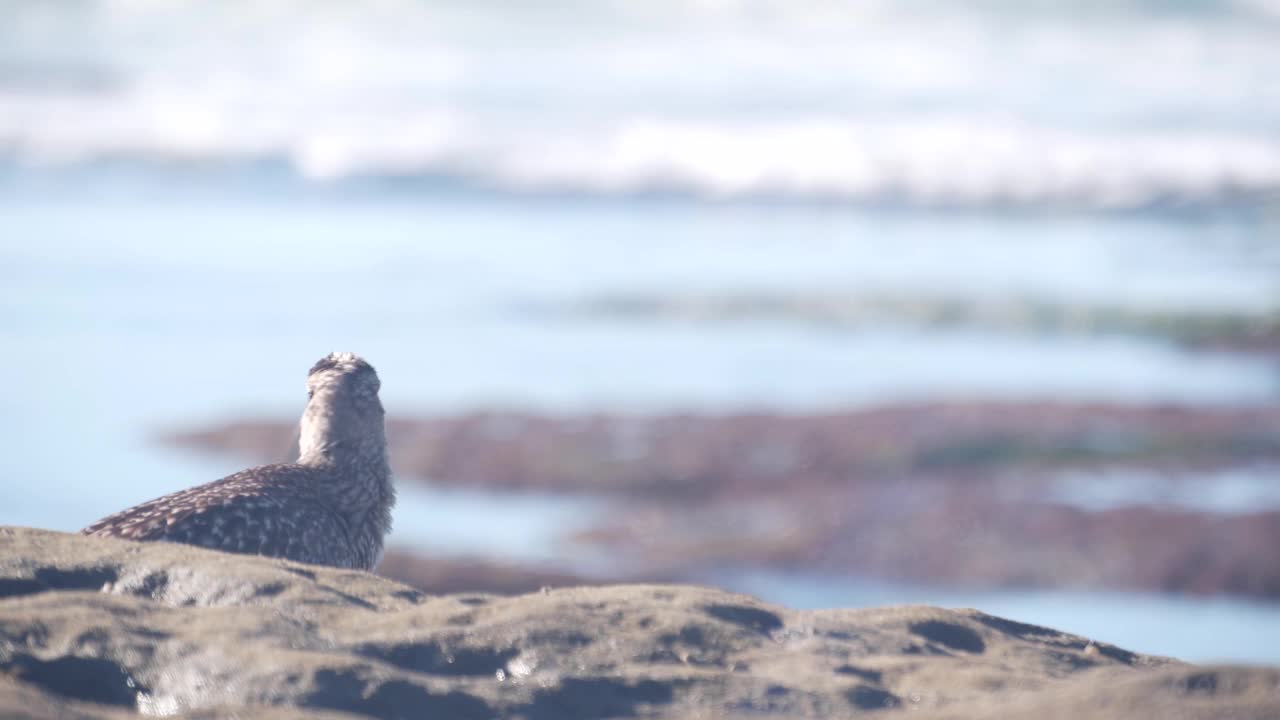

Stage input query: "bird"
[{"left": 82, "top": 352, "right": 395, "bottom": 571}]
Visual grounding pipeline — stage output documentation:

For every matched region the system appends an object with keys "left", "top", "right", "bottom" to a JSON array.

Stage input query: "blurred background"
[{"left": 2, "top": 0, "right": 1279, "bottom": 664}]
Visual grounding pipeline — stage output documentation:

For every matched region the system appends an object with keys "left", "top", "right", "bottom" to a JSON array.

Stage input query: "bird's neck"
[
  {"left": 295, "top": 393, "right": 388, "bottom": 472},
  {"left": 296, "top": 412, "right": 395, "bottom": 541},
  {"left": 298, "top": 432, "right": 389, "bottom": 472},
  {"left": 299, "top": 437, "right": 392, "bottom": 501}
]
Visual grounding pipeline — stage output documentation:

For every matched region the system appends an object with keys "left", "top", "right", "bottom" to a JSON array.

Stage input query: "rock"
[
  {"left": 375, "top": 549, "right": 621, "bottom": 597},
  {"left": 1, "top": 527, "right": 1275, "bottom": 719},
  {"left": 567, "top": 290, "right": 1280, "bottom": 355},
  {"left": 166, "top": 404, "right": 1280, "bottom": 500},
  {"left": 926, "top": 665, "right": 1280, "bottom": 720},
  {"left": 163, "top": 403, "right": 1280, "bottom": 599}
]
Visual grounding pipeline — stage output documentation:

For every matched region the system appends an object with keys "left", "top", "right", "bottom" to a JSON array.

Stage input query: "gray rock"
[{"left": 1, "top": 527, "right": 1276, "bottom": 719}]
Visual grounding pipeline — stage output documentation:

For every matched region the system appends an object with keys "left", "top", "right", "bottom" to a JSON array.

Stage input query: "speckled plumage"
[{"left": 82, "top": 352, "right": 395, "bottom": 570}]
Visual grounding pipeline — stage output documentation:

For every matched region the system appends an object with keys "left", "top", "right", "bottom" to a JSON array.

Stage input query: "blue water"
[
  {"left": 1049, "top": 465, "right": 1280, "bottom": 514},
  {"left": 393, "top": 483, "right": 604, "bottom": 563}
]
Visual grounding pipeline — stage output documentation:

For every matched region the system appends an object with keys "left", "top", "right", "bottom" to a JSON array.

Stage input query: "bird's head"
[{"left": 298, "top": 352, "right": 386, "bottom": 464}]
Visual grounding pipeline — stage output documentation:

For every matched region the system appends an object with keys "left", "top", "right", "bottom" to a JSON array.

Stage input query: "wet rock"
[
  {"left": 164, "top": 402, "right": 1280, "bottom": 599},
  {"left": 568, "top": 290, "right": 1280, "bottom": 355},
  {"left": 2, "top": 527, "right": 1275, "bottom": 719},
  {"left": 163, "top": 404, "right": 1280, "bottom": 499}
]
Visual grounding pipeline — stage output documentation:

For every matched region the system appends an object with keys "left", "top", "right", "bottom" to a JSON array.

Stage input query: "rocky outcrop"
[
  {"left": 165, "top": 403, "right": 1280, "bottom": 598},
  {"left": 2, "top": 527, "right": 1277, "bottom": 719},
  {"left": 168, "top": 404, "right": 1280, "bottom": 499}
]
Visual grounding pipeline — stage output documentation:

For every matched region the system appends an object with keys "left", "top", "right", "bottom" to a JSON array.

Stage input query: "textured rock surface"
[{"left": 2, "top": 527, "right": 1276, "bottom": 720}]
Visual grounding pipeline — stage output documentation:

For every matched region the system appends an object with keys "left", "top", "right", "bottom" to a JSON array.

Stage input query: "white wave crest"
[
  {"left": 3, "top": 0, "right": 1279, "bottom": 208},
  {"left": 4, "top": 93, "right": 1278, "bottom": 209}
]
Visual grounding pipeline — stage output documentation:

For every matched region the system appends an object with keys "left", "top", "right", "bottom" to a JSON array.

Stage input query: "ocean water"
[
  {"left": 3, "top": 0, "right": 1280, "bottom": 209},
  {"left": 2, "top": 0, "right": 1279, "bottom": 663},
  {"left": 1048, "top": 465, "right": 1280, "bottom": 514}
]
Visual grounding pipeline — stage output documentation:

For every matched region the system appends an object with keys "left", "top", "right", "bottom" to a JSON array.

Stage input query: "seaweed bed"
[{"left": 164, "top": 401, "right": 1280, "bottom": 600}]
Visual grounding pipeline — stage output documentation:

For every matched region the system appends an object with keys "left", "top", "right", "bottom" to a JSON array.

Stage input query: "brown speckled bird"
[{"left": 82, "top": 352, "right": 395, "bottom": 570}]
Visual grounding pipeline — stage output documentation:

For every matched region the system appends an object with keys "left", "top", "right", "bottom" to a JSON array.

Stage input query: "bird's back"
[{"left": 82, "top": 464, "right": 363, "bottom": 569}]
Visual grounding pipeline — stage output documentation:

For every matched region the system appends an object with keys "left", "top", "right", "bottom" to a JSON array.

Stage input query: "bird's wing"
[{"left": 81, "top": 467, "right": 354, "bottom": 567}]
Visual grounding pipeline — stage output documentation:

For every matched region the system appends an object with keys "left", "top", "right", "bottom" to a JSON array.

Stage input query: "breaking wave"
[{"left": 3, "top": 0, "right": 1279, "bottom": 209}]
